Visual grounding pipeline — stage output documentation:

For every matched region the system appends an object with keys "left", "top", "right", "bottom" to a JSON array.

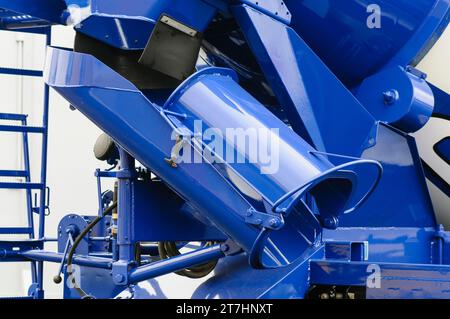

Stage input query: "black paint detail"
[
  {"left": 434, "top": 137, "right": 450, "bottom": 166},
  {"left": 422, "top": 160, "right": 450, "bottom": 197}
]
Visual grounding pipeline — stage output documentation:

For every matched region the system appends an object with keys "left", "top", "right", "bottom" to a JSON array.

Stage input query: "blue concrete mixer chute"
[
  {"left": 0, "top": 0, "right": 448, "bottom": 299},
  {"left": 44, "top": 47, "right": 382, "bottom": 269}
]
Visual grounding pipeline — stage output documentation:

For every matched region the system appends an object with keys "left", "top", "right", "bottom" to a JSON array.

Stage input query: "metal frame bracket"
[
  {"left": 244, "top": 208, "right": 284, "bottom": 230},
  {"left": 239, "top": 0, "right": 291, "bottom": 24},
  {"left": 112, "top": 260, "right": 131, "bottom": 286}
]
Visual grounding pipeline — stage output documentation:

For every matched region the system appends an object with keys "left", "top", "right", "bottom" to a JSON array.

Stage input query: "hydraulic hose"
[{"left": 66, "top": 201, "right": 117, "bottom": 299}]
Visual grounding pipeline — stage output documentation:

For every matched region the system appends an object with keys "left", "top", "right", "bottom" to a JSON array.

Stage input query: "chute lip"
[
  {"left": 248, "top": 158, "right": 383, "bottom": 269},
  {"left": 272, "top": 159, "right": 383, "bottom": 216},
  {"left": 163, "top": 67, "right": 239, "bottom": 111}
]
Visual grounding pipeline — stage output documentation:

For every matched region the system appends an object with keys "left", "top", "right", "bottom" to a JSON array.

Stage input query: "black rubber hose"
[
  {"left": 158, "top": 241, "right": 218, "bottom": 279},
  {"left": 66, "top": 202, "right": 117, "bottom": 299}
]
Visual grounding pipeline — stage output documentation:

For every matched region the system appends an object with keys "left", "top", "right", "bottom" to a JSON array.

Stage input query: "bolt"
[
  {"left": 114, "top": 274, "right": 125, "bottom": 284},
  {"left": 221, "top": 244, "right": 230, "bottom": 253},
  {"left": 383, "top": 90, "right": 399, "bottom": 105},
  {"left": 323, "top": 217, "right": 338, "bottom": 229},
  {"left": 269, "top": 218, "right": 280, "bottom": 228}
]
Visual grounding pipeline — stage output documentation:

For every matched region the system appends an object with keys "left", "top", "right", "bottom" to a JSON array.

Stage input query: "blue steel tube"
[
  {"left": 44, "top": 48, "right": 382, "bottom": 269},
  {"left": 128, "top": 244, "right": 225, "bottom": 284},
  {"left": 20, "top": 250, "right": 112, "bottom": 269},
  {"left": 117, "top": 148, "right": 135, "bottom": 262},
  {"left": 37, "top": 26, "right": 52, "bottom": 299}
]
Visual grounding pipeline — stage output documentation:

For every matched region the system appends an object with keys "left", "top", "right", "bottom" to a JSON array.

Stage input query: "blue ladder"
[{"left": 0, "top": 26, "right": 51, "bottom": 299}]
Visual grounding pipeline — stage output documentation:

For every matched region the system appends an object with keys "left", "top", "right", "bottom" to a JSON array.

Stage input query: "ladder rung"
[
  {"left": 0, "top": 112, "right": 27, "bottom": 121},
  {"left": 0, "top": 170, "right": 29, "bottom": 177},
  {"left": 0, "top": 227, "right": 33, "bottom": 235},
  {"left": 0, "top": 182, "right": 44, "bottom": 190},
  {"left": 0, "top": 67, "right": 43, "bottom": 77},
  {"left": 0, "top": 124, "right": 45, "bottom": 133}
]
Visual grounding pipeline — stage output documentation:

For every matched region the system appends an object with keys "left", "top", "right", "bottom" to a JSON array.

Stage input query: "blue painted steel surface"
[
  {"left": 129, "top": 244, "right": 225, "bottom": 284},
  {"left": 310, "top": 260, "right": 450, "bottom": 299},
  {"left": 323, "top": 228, "right": 443, "bottom": 264},
  {"left": 57, "top": 214, "right": 89, "bottom": 254},
  {"left": 0, "top": 9, "right": 51, "bottom": 34},
  {"left": 73, "top": 15, "right": 155, "bottom": 50},
  {"left": 192, "top": 247, "right": 324, "bottom": 299},
  {"left": 0, "top": 14, "right": 51, "bottom": 30},
  {"left": 284, "top": 0, "right": 450, "bottom": 87},
  {"left": 163, "top": 67, "right": 380, "bottom": 209},
  {"left": 356, "top": 66, "right": 434, "bottom": 133},
  {"left": 0, "top": 0, "right": 449, "bottom": 299},
  {"left": 0, "top": 1, "right": 66, "bottom": 26},
  {"left": 0, "top": 170, "right": 29, "bottom": 177},
  {"left": 63, "top": 266, "right": 122, "bottom": 299},
  {"left": 72, "top": 0, "right": 218, "bottom": 50},
  {"left": 232, "top": 4, "right": 437, "bottom": 229},
  {"left": 0, "top": 112, "right": 27, "bottom": 120},
  {"left": 232, "top": 4, "right": 378, "bottom": 157},
  {"left": 323, "top": 241, "right": 368, "bottom": 262},
  {"left": 342, "top": 124, "right": 437, "bottom": 227},
  {"left": 239, "top": 0, "right": 291, "bottom": 24},
  {"left": 0, "top": 26, "right": 52, "bottom": 299},
  {"left": 128, "top": 179, "right": 227, "bottom": 242},
  {"left": 0, "top": 124, "right": 45, "bottom": 133},
  {"left": 0, "top": 182, "right": 44, "bottom": 190},
  {"left": 0, "top": 227, "right": 34, "bottom": 235},
  {"left": 85, "top": 0, "right": 216, "bottom": 31},
  {"left": 430, "top": 82, "right": 450, "bottom": 120},
  {"left": 125, "top": 250, "right": 317, "bottom": 299},
  {"left": 20, "top": 250, "right": 112, "bottom": 269},
  {"left": 115, "top": 149, "right": 135, "bottom": 268},
  {"left": 0, "top": 96, "right": 39, "bottom": 291},
  {"left": 0, "top": 240, "right": 44, "bottom": 263},
  {"left": 44, "top": 47, "right": 382, "bottom": 269},
  {"left": 0, "top": 67, "right": 43, "bottom": 77},
  {"left": 36, "top": 27, "right": 52, "bottom": 300}
]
